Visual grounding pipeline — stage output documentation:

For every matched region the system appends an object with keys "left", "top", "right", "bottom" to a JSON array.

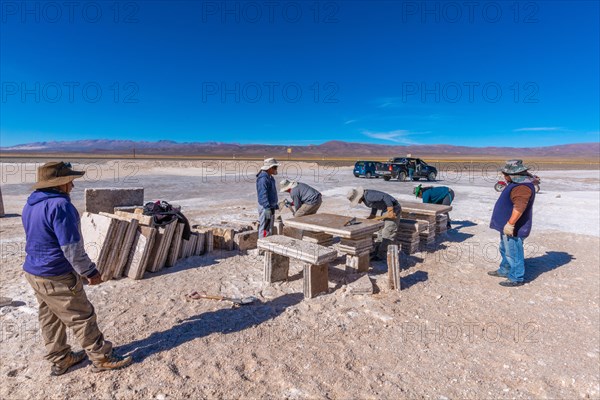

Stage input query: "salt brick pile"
[
  {"left": 80, "top": 202, "right": 258, "bottom": 281},
  {"left": 395, "top": 219, "right": 420, "bottom": 254}
]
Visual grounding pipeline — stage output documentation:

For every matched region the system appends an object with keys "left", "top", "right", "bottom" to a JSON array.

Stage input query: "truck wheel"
[
  {"left": 427, "top": 172, "right": 436, "bottom": 181},
  {"left": 383, "top": 176, "right": 391, "bottom": 181},
  {"left": 366, "top": 172, "right": 372, "bottom": 179},
  {"left": 397, "top": 172, "right": 407, "bottom": 181},
  {"left": 494, "top": 183, "right": 505, "bottom": 192},
  {"left": 354, "top": 174, "right": 359, "bottom": 178}
]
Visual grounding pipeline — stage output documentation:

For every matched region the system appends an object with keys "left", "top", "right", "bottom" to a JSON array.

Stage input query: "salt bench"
[{"left": 257, "top": 235, "right": 338, "bottom": 299}]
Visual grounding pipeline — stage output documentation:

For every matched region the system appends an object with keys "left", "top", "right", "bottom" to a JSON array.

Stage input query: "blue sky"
[{"left": 1, "top": 0, "right": 599, "bottom": 148}]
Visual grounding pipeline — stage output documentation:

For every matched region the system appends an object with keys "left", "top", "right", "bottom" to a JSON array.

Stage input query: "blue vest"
[{"left": 490, "top": 182, "right": 536, "bottom": 238}]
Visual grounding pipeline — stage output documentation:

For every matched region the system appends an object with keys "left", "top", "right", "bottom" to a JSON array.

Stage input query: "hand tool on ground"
[{"left": 184, "top": 291, "right": 258, "bottom": 306}]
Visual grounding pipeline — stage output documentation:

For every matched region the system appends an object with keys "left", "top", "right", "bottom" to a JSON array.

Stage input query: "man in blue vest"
[
  {"left": 488, "top": 160, "right": 536, "bottom": 287},
  {"left": 414, "top": 184, "right": 454, "bottom": 228},
  {"left": 256, "top": 158, "right": 280, "bottom": 237}
]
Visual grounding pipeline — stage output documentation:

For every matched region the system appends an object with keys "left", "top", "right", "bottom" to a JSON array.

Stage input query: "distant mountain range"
[{"left": 1, "top": 140, "right": 599, "bottom": 159}]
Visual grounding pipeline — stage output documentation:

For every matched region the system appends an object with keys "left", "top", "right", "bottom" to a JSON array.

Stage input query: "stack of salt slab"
[
  {"left": 80, "top": 207, "right": 210, "bottom": 281},
  {"left": 81, "top": 212, "right": 147, "bottom": 280},
  {"left": 395, "top": 219, "right": 420, "bottom": 254},
  {"left": 436, "top": 214, "right": 448, "bottom": 235},
  {"left": 115, "top": 209, "right": 209, "bottom": 275},
  {"left": 194, "top": 221, "right": 258, "bottom": 252},
  {"left": 417, "top": 219, "right": 435, "bottom": 249}
]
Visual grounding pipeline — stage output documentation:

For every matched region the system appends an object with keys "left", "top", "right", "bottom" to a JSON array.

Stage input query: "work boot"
[
  {"left": 499, "top": 280, "right": 525, "bottom": 287},
  {"left": 92, "top": 352, "right": 133, "bottom": 372},
  {"left": 50, "top": 350, "right": 86, "bottom": 376}
]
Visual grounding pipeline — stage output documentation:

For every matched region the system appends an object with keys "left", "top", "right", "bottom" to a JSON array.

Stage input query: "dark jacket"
[
  {"left": 363, "top": 189, "right": 401, "bottom": 216},
  {"left": 490, "top": 182, "right": 535, "bottom": 238},
  {"left": 256, "top": 170, "right": 278, "bottom": 209},
  {"left": 22, "top": 190, "right": 98, "bottom": 277}
]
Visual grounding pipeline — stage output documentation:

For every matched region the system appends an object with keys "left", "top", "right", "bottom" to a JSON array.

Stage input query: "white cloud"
[
  {"left": 362, "top": 130, "right": 419, "bottom": 144},
  {"left": 513, "top": 127, "right": 563, "bottom": 132},
  {"left": 344, "top": 119, "right": 356, "bottom": 125}
]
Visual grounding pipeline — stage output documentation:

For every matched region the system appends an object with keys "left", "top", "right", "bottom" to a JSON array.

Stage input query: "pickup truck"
[
  {"left": 375, "top": 162, "right": 409, "bottom": 181},
  {"left": 375, "top": 157, "right": 438, "bottom": 181}
]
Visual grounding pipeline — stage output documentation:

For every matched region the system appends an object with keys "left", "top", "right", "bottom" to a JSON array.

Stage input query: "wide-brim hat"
[
  {"left": 500, "top": 159, "right": 529, "bottom": 175},
  {"left": 279, "top": 178, "right": 298, "bottom": 192},
  {"left": 260, "top": 157, "right": 280, "bottom": 171},
  {"left": 33, "top": 161, "right": 85, "bottom": 189},
  {"left": 346, "top": 187, "right": 364, "bottom": 207}
]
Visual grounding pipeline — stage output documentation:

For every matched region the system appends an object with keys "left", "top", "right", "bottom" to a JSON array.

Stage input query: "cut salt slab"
[
  {"left": 346, "top": 273, "right": 373, "bottom": 295},
  {"left": 80, "top": 212, "right": 119, "bottom": 276},
  {"left": 125, "top": 226, "right": 157, "bottom": 280},
  {"left": 85, "top": 187, "right": 144, "bottom": 214}
]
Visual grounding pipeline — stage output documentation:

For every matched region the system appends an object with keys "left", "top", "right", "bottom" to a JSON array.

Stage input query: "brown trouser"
[
  {"left": 375, "top": 210, "right": 401, "bottom": 259},
  {"left": 25, "top": 271, "right": 112, "bottom": 364},
  {"left": 294, "top": 197, "right": 322, "bottom": 218}
]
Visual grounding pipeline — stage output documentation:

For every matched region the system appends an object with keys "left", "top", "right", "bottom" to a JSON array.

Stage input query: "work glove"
[
  {"left": 386, "top": 207, "right": 397, "bottom": 219},
  {"left": 277, "top": 201, "right": 286, "bottom": 210},
  {"left": 503, "top": 222, "right": 515, "bottom": 236},
  {"left": 87, "top": 271, "right": 103, "bottom": 285},
  {"left": 263, "top": 208, "right": 273, "bottom": 219}
]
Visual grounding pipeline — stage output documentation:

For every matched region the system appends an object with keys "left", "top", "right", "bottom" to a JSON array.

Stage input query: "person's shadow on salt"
[
  {"left": 115, "top": 293, "right": 303, "bottom": 362},
  {"left": 525, "top": 251, "right": 574, "bottom": 282}
]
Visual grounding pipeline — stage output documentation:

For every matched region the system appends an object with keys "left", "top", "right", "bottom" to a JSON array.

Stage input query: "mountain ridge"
[{"left": 1, "top": 140, "right": 599, "bottom": 159}]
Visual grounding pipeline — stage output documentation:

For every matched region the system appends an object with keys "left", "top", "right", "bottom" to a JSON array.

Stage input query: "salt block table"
[
  {"left": 400, "top": 201, "right": 453, "bottom": 245},
  {"left": 283, "top": 213, "right": 384, "bottom": 272}
]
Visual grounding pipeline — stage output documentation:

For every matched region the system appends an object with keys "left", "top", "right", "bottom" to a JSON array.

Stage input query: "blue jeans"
[
  {"left": 258, "top": 206, "right": 275, "bottom": 238},
  {"left": 408, "top": 168, "right": 414, "bottom": 180},
  {"left": 497, "top": 233, "right": 525, "bottom": 282}
]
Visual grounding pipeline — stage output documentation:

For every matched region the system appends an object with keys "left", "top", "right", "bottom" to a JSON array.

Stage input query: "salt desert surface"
[{"left": 1, "top": 160, "right": 599, "bottom": 399}]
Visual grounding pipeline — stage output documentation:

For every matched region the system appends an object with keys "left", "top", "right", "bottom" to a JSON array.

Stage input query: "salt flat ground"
[{"left": 1, "top": 160, "right": 599, "bottom": 399}]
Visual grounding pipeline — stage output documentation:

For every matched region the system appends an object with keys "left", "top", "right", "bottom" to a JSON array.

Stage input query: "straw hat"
[
  {"left": 346, "top": 187, "right": 365, "bottom": 207},
  {"left": 260, "top": 158, "right": 280, "bottom": 171},
  {"left": 279, "top": 178, "right": 298, "bottom": 192},
  {"left": 33, "top": 161, "right": 85, "bottom": 189}
]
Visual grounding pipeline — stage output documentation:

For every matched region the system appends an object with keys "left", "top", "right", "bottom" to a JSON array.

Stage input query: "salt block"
[
  {"left": 234, "top": 230, "right": 258, "bottom": 251},
  {"left": 346, "top": 273, "right": 373, "bottom": 295},
  {"left": 85, "top": 188, "right": 144, "bottom": 214}
]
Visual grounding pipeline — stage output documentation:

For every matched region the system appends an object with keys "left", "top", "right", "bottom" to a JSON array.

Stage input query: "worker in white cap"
[
  {"left": 256, "top": 158, "right": 280, "bottom": 237},
  {"left": 279, "top": 179, "right": 322, "bottom": 217}
]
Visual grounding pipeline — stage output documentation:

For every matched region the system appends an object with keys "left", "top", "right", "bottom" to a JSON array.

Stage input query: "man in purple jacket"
[
  {"left": 488, "top": 160, "right": 536, "bottom": 287},
  {"left": 22, "top": 162, "right": 132, "bottom": 375}
]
